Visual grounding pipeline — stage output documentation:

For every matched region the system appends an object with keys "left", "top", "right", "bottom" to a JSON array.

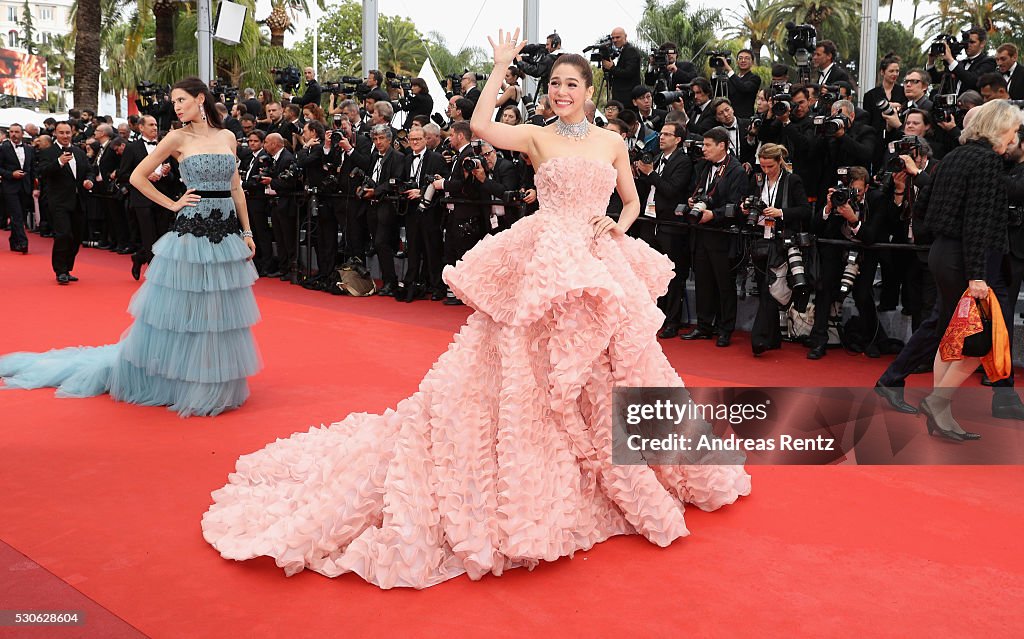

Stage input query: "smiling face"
[
  {"left": 883, "top": 61, "right": 901, "bottom": 85},
  {"left": 547, "top": 63, "right": 594, "bottom": 120}
]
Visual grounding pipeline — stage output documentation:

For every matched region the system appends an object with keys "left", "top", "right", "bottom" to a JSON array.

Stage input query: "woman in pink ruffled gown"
[{"left": 201, "top": 31, "right": 750, "bottom": 589}]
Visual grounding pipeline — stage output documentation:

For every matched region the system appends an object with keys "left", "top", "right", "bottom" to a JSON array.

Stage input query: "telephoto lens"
[{"left": 838, "top": 250, "right": 860, "bottom": 299}]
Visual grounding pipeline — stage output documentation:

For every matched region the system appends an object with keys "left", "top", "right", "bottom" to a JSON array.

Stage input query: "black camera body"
[
  {"left": 628, "top": 147, "right": 655, "bottom": 165},
  {"left": 930, "top": 33, "right": 965, "bottom": 58},
  {"left": 831, "top": 186, "right": 854, "bottom": 207},
  {"left": 389, "top": 178, "right": 418, "bottom": 193},
  {"left": 743, "top": 196, "right": 767, "bottom": 225},
  {"left": 931, "top": 93, "right": 958, "bottom": 123},
  {"left": 682, "top": 139, "right": 705, "bottom": 162},
  {"left": 584, "top": 35, "right": 619, "bottom": 63},
  {"left": 688, "top": 193, "right": 711, "bottom": 223},
  {"left": 654, "top": 84, "right": 693, "bottom": 108},
  {"left": 814, "top": 113, "right": 850, "bottom": 137},
  {"left": 502, "top": 189, "right": 529, "bottom": 205},
  {"left": 771, "top": 93, "right": 793, "bottom": 116},
  {"left": 520, "top": 43, "right": 549, "bottom": 62},
  {"left": 271, "top": 66, "right": 302, "bottom": 93},
  {"left": 708, "top": 51, "right": 732, "bottom": 70}
]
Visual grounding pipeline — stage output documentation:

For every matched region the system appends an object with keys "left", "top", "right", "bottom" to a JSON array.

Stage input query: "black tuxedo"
[
  {"left": 0, "top": 139, "right": 35, "bottom": 250},
  {"left": 1005, "top": 65, "right": 1024, "bottom": 100},
  {"left": 293, "top": 80, "right": 322, "bottom": 107},
  {"left": 689, "top": 154, "right": 751, "bottom": 335},
  {"left": 267, "top": 148, "right": 299, "bottom": 274},
  {"left": 401, "top": 149, "right": 448, "bottom": 293},
  {"left": 863, "top": 85, "right": 907, "bottom": 132},
  {"left": 816, "top": 64, "right": 851, "bottom": 87},
  {"left": 441, "top": 144, "right": 486, "bottom": 279},
  {"left": 928, "top": 54, "right": 997, "bottom": 94},
  {"left": 719, "top": 118, "right": 757, "bottom": 164},
  {"left": 479, "top": 157, "right": 521, "bottom": 231},
  {"left": 238, "top": 148, "right": 274, "bottom": 273},
  {"left": 92, "top": 141, "right": 131, "bottom": 249},
  {"left": 727, "top": 72, "right": 762, "bottom": 118},
  {"left": 687, "top": 101, "right": 717, "bottom": 135},
  {"left": 636, "top": 108, "right": 667, "bottom": 133},
  {"left": 243, "top": 98, "right": 264, "bottom": 119},
  {"left": 645, "top": 62, "right": 698, "bottom": 93},
  {"left": 364, "top": 147, "right": 405, "bottom": 287},
  {"left": 607, "top": 43, "right": 644, "bottom": 104},
  {"left": 463, "top": 87, "right": 482, "bottom": 104},
  {"left": 118, "top": 139, "right": 181, "bottom": 266},
  {"left": 40, "top": 144, "right": 95, "bottom": 275},
  {"left": 334, "top": 135, "right": 374, "bottom": 261},
  {"left": 638, "top": 150, "right": 694, "bottom": 330}
]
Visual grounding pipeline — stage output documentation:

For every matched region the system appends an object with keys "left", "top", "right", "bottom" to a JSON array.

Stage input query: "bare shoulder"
[{"left": 219, "top": 128, "right": 239, "bottom": 154}]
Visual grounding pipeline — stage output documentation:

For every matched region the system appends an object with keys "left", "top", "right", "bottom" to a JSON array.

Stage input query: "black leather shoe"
[
  {"left": 279, "top": 273, "right": 291, "bottom": 282},
  {"left": 716, "top": 333, "right": 732, "bottom": 347},
  {"left": 981, "top": 373, "right": 994, "bottom": 387},
  {"left": 56, "top": 273, "right": 70, "bottom": 285},
  {"left": 866, "top": 343, "right": 881, "bottom": 358},
  {"left": 993, "top": 399, "right": 1024, "bottom": 421},
  {"left": 752, "top": 343, "right": 766, "bottom": 356},
  {"left": 401, "top": 285, "right": 419, "bottom": 303},
  {"left": 681, "top": 328, "right": 715, "bottom": 340},
  {"left": 807, "top": 345, "right": 827, "bottom": 360},
  {"left": 658, "top": 325, "right": 680, "bottom": 339},
  {"left": 443, "top": 296, "right": 464, "bottom": 306},
  {"left": 874, "top": 382, "right": 918, "bottom": 414},
  {"left": 265, "top": 270, "right": 284, "bottom": 279},
  {"left": 66, "top": 274, "right": 78, "bottom": 282},
  {"left": 12, "top": 245, "right": 28, "bottom": 254},
  {"left": 131, "top": 255, "right": 143, "bottom": 281},
  {"left": 378, "top": 283, "right": 397, "bottom": 297},
  {"left": 116, "top": 246, "right": 134, "bottom": 255},
  {"left": 431, "top": 290, "right": 446, "bottom": 301}
]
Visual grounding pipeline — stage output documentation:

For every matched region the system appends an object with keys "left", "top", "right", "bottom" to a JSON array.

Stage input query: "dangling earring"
[{"left": 202, "top": 110, "right": 207, "bottom": 121}]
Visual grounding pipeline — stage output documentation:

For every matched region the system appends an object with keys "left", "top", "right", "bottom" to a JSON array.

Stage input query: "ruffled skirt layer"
[
  {"left": 202, "top": 212, "right": 749, "bottom": 588},
  {"left": 0, "top": 232, "right": 261, "bottom": 417}
]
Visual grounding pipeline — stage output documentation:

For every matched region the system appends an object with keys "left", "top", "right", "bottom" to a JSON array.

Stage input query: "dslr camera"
[
  {"left": 931, "top": 93, "right": 958, "bottom": 123},
  {"left": 682, "top": 138, "right": 705, "bottom": 162},
  {"left": 813, "top": 113, "right": 850, "bottom": 137},
  {"left": 830, "top": 166, "right": 856, "bottom": 208},
  {"left": 462, "top": 141, "right": 488, "bottom": 173},
  {"left": 654, "top": 83, "right": 693, "bottom": 108},
  {"left": 742, "top": 196, "right": 767, "bottom": 226},
  {"left": 502, "top": 189, "right": 529, "bottom": 205},
  {"left": 687, "top": 192, "right": 711, "bottom": 223}
]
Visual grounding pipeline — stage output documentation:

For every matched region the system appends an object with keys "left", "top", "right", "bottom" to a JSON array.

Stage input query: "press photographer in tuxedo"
[
  {"left": 682, "top": 126, "right": 751, "bottom": 347},
  {"left": 39, "top": 122, "right": 95, "bottom": 284},
  {"left": 260, "top": 133, "right": 298, "bottom": 280},
  {"left": 634, "top": 122, "right": 693, "bottom": 338},
  {"left": 118, "top": 115, "right": 181, "bottom": 280},
  {"left": 398, "top": 127, "right": 448, "bottom": 302},
  {"left": 360, "top": 125, "right": 405, "bottom": 296},
  {"left": 238, "top": 129, "right": 275, "bottom": 275}
]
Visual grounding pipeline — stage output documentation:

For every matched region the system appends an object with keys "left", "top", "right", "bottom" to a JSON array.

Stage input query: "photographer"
[
  {"left": 687, "top": 78, "right": 716, "bottom": 135},
  {"left": 995, "top": 44, "right": 1024, "bottom": 99},
  {"left": 430, "top": 121, "right": 485, "bottom": 305},
  {"left": 631, "top": 85, "right": 666, "bottom": 131},
  {"left": 602, "top": 28, "right": 644, "bottom": 104},
  {"left": 645, "top": 42, "right": 698, "bottom": 94},
  {"left": 397, "top": 127, "right": 448, "bottom": 302},
  {"left": 399, "top": 77, "right": 435, "bottom": 131},
  {"left": 681, "top": 126, "right": 751, "bottom": 347},
  {"left": 722, "top": 49, "right": 761, "bottom": 118},
  {"left": 807, "top": 166, "right": 889, "bottom": 359},
  {"left": 474, "top": 141, "right": 521, "bottom": 232},
  {"left": 864, "top": 55, "right": 907, "bottom": 133},
  {"left": 633, "top": 122, "right": 693, "bottom": 338},
  {"left": 447, "top": 96, "right": 476, "bottom": 124},
  {"left": 461, "top": 72, "right": 482, "bottom": 104},
  {"left": 807, "top": 100, "right": 879, "bottom": 200},
  {"left": 515, "top": 33, "right": 562, "bottom": 91},
  {"left": 884, "top": 108, "right": 957, "bottom": 161},
  {"left": 91, "top": 124, "right": 131, "bottom": 254},
  {"left": 813, "top": 40, "right": 851, "bottom": 86},
  {"left": 620, "top": 110, "right": 659, "bottom": 155},
  {"left": 242, "top": 87, "right": 264, "bottom": 119},
  {"left": 260, "top": 133, "right": 299, "bottom": 280},
  {"left": 0, "top": 123, "right": 35, "bottom": 254},
  {"left": 359, "top": 125, "right": 404, "bottom": 296},
  {"left": 238, "top": 130, "right": 275, "bottom": 276},
  {"left": 709, "top": 97, "right": 756, "bottom": 164},
  {"left": 333, "top": 115, "right": 374, "bottom": 263},
  {"left": 741, "top": 144, "right": 811, "bottom": 355},
  {"left": 296, "top": 120, "right": 333, "bottom": 287},
  {"left": 285, "top": 67, "right": 322, "bottom": 108},
  {"left": 927, "top": 26, "right": 996, "bottom": 95}
]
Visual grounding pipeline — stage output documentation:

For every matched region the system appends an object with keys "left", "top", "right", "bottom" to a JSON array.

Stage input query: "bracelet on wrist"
[{"left": 241, "top": 230, "right": 253, "bottom": 238}]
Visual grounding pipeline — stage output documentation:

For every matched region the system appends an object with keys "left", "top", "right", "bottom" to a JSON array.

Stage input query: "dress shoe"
[
  {"left": 96, "top": 242, "right": 112, "bottom": 250},
  {"left": 130, "top": 255, "right": 143, "bottom": 281},
  {"left": 116, "top": 246, "right": 134, "bottom": 255},
  {"left": 66, "top": 274, "right": 78, "bottom": 282},
  {"left": 716, "top": 333, "right": 732, "bottom": 347},
  {"left": 807, "top": 345, "right": 827, "bottom": 360},
  {"left": 919, "top": 398, "right": 967, "bottom": 442},
  {"left": 681, "top": 328, "right": 715, "bottom": 341},
  {"left": 658, "top": 325, "right": 680, "bottom": 339},
  {"left": 377, "top": 283, "right": 397, "bottom": 297},
  {"left": 278, "top": 273, "right": 291, "bottom": 282},
  {"left": 12, "top": 244, "right": 28, "bottom": 254},
  {"left": 865, "top": 343, "right": 881, "bottom": 358},
  {"left": 980, "top": 373, "right": 993, "bottom": 387},
  {"left": 431, "top": 290, "right": 446, "bottom": 302},
  {"left": 401, "top": 285, "right": 420, "bottom": 303},
  {"left": 443, "top": 295, "right": 464, "bottom": 306},
  {"left": 873, "top": 382, "right": 918, "bottom": 414},
  {"left": 993, "top": 397, "right": 1024, "bottom": 421},
  {"left": 56, "top": 273, "right": 70, "bottom": 285},
  {"left": 265, "top": 270, "right": 284, "bottom": 279}
]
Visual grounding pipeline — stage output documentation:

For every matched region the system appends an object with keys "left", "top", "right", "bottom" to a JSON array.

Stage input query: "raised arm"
[{"left": 471, "top": 29, "right": 539, "bottom": 155}]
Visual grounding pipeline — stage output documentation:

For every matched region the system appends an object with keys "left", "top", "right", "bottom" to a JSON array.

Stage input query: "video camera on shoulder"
[
  {"left": 584, "top": 35, "right": 619, "bottom": 63},
  {"left": 785, "top": 22, "right": 817, "bottom": 68},
  {"left": 270, "top": 66, "right": 302, "bottom": 94},
  {"left": 930, "top": 32, "right": 966, "bottom": 58},
  {"left": 708, "top": 51, "right": 732, "bottom": 70},
  {"left": 519, "top": 43, "right": 549, "bottom": 63}
]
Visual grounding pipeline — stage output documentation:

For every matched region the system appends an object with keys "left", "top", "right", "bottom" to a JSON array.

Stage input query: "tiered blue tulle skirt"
[{"left": 0, "top": 227, "right": 261, "bottom": 417}]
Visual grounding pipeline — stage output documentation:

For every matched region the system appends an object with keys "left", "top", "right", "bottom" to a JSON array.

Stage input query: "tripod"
[
  {"left": 711, "top": 71, "right": 730, "bottom": 99},
  {"left": 595, "top": 62, "right": 613, "bottom": 104}
]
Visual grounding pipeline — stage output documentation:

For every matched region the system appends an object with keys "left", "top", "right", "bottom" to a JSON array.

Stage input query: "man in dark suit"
[
  {"left": 686, "top": 78, "right": 717, "bottom": 135},
  {"left": 40, "top": 122, "right": 95, "bottom": 284},
  {"left": 813, "top": 40, "right": 852, "bottom": 86},
  {"left": 118, "top": 116, "right": 181, "bottom": 280},
  {"left": 259, "top": 133, "right": 299, "bottom": 280},
  {"left": 239, "top": 130, "right": 275, "bottom": 275},
  {"left": 644, "top": 41, "right": 698, "bottom": 93},
  {"left": 0, "top": 123, "right": 34, "bottom": 253},
  {"left": 978, "top": 72, "right": 1013, "bottom": 103},
  {"left": 460, "top": 72, "right": 482, "bottom": 104},
  {"left": 723, "top": 49, "right": 762, "bottom": 118},
  {"left": 996, "top": 44, "right": 1024, "bottom": 100},
  {"left": 476, "top": 141, "right": 521, "bottom": 232},
  {"left": 603, "top": 27, "right": 644, "bottom": 105},
  {"left": 242, "top": 88, "right": 264, "bottom": 120},
  {"left": 331, "top": 118, "right": 373, "bottom": 264},
  {"left": 431, "top": 121, "right": 485, "bottom": 305},
  {"left": 635, "top": 122, "right": 693, "bottom": 338},
  {"left": 360, "top": 125, "right": 405, "bottom": 296},
  {"left": 287, "top": 67, "right": 322, "bottom": 108},
  {"left": 91, "top": 124, "right": 131, "bottom": 253},
  {"left": 682, "top": 126, "right": 751, "bottom": 346},
  {"left": 709, "top": 98, "right": 756, "bottom": 165},
  {"left": 631, "top": 85, "right": 667, "bottom": 132},
  {"left": 296, "top": 120, "right": 332, "bottom": 287},
  {"left": 398, "top": 127, "right": 448, "bottom": 302},
  {"left": 927, "top": 26, "right": 997, "bottom": 95}
]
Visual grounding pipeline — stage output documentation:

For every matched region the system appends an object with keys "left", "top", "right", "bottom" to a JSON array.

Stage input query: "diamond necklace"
[{"left": 554, "top": 117, "right": 590, "bottom": 140}]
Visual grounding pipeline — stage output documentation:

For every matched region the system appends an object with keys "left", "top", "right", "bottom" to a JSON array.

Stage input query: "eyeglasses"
[
  {"left": 903, "top": 79, "right": 924, "bottom": 85},
  {"left": 482, "top": 151, "right": 496, "bottom": 156}
]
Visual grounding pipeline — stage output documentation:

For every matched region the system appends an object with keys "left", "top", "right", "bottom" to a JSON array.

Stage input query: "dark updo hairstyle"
[
  {"left": 550, "top": 53, "right": 593, "bottom": 88},
  {"left": 172, "top": 77, "right": 224, "bottom": 129}
]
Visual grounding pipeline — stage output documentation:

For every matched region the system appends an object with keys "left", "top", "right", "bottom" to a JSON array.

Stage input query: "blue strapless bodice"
[{"left": 179, "top": 153, "right": 235, "bottom": 192}]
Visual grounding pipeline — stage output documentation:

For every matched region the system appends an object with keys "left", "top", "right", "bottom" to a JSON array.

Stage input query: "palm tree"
[
  {"left": 636, "top": 0, "right": 723, "bottom": 61},
  {"left": 918, "top": 0, "right": 1022, "bottom": 39},
  {"left": 101, "top": 12, "right": 153, "bottom": 117},
  {"left": 725, "top": 0, "right": 785, "bottom": 64},
  {"left": 73, "top": 0, "right": 101, "bottom": 111},
  {"left": 40, "top": 33, "right": 74, "bottom": 110},
  {"left": 152, "top": 0, "right": 177, "bottom": 61},
  {"left": 264, "top": 0, "right": 327, "bottom": 48},
  {"left": 423, "top": 32, "right": 488, "bottom": 80},
  {"left": 378, "top": 19, "right": 424, "bottom": 76},
  {"left": 767, "top": 0, "right": 860, "bottom": 39}
]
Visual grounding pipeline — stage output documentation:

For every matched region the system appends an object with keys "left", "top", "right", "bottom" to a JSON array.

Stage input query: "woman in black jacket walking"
[{"left": 915, "top": 99, "right": 1020, "bottom": 440}]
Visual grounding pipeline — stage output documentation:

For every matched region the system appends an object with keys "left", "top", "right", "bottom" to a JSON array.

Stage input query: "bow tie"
[
  {"left": 144, "top": 140, "right": 158, "bottom": 146},
  {"left": 725, "top": 126, "right": 736, "bottom": 131},
  {"left": 13, "top": 143, "right": 24, "bottom": 148}
]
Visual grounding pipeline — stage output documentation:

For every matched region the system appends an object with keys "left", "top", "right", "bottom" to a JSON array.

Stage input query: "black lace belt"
[
  {"left": 194, "top": 190, "right": 232, "bottom": 198},
  {"left": 172, "top": 207, "right": 240, "bottom": 244}
]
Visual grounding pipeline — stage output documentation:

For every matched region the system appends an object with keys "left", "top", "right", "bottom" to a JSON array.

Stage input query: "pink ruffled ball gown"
[{"left": 201, "top": 156, "right": 750, "bottom": 589}]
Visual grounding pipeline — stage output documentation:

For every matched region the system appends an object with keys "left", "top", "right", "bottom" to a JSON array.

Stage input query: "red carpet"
[{"left": 1, "top": 240, "right": 1022, "bottom": 638}]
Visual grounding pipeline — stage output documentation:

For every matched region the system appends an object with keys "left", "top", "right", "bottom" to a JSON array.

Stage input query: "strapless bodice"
[
  {"left": 179, "top": 153, "right": 235, "bottom": 192},
  {"left": 534, "top": 156, "right": 617, "bottom": 219}
]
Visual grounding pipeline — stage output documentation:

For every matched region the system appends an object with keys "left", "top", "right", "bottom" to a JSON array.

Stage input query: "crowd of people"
[{"left": 3, "top": 26, "right": 1022, "bottom": 428}]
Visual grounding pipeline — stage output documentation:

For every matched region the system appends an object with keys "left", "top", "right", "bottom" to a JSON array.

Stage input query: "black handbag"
[{"left": 962, "top": 299, "right": 993, "bottom": 357}]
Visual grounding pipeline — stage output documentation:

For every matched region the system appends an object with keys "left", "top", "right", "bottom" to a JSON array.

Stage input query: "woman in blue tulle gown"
[{"left": 0, "top": 78, "right": 261, "bottom": 417}]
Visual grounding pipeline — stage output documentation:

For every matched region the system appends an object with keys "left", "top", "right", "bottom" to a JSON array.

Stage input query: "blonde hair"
[
  {"left": 960, "top": 99, "right": 1020, "bottom": 146},
  {"left": 758, "top": 143, "right": 792, "bottom": 171}
]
